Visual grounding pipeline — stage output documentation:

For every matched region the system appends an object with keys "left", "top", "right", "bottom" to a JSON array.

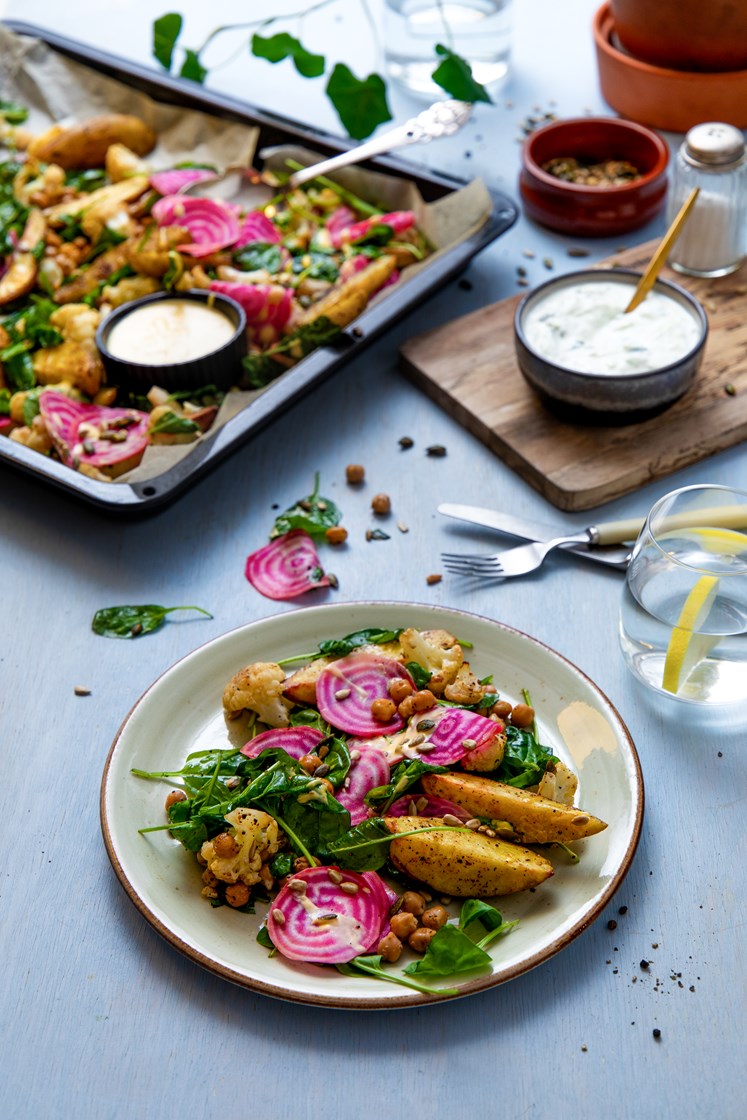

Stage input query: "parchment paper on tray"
[{"left": 0, "top": 24, "right": 493, "bottom": 485}]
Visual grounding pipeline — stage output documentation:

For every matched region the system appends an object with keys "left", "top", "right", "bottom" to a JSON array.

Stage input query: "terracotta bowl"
[
  {"left": 593, "top": 3, "right": 747, "bottom": 132},
  {"left": 518, "top": 116, "right": 669, "bottom": 237}
]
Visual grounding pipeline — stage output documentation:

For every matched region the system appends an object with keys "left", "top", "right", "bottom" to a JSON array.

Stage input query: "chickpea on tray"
[
  {"left": 0, "top": 108, "right": 428, "bottom": 481},
  {"left": 135, "top": 625, "right": 607, "bottom": 996}
]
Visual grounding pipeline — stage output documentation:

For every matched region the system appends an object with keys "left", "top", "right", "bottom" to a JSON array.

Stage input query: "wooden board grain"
[{"left": 399, "top": 242, "right": 747, "bottom": 511}]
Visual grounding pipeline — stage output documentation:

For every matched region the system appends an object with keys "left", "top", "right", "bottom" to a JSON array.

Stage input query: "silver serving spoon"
[{"left": 179, "top": 99, "right": 472, "bottom": 205}]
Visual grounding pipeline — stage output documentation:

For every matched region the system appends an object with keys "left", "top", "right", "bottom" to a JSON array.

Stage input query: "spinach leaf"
[
  {"left": 256, "top": 926, "right": 275, "bottom": 951},
  {"left": 495, "top": 725, "right": 558, "bottom": 789},
  {"left": 326, "top": 818, "right": 394, "bottom": 871},
  {"left": 291, "top": 251, "right": 339, "bottom": 282},
  {"left": 289, "top": 708, "right": 331, "bottom": 734},
  {"left": 149, "top": 411, "right": 201, "bottom": 437},
  {"left": 458, "top": 899, "right": 519, "bottom": 951},
  {"left": 153, "top": 11, "right": 183, "bottom": 70},
  {"left": 403, "top": 924, "right": 492, "bottom": 977},
  {"left": 364, "top": 759, "right": 448, "bottom": 813},
  {"left": 350, "top": 223, "right": 394, "bottom": 248},
  {"left": 240, "top": 316, "right": 342, "bottom": 389},
  {"left": 405, "top": 660, "right": 431, "bottom": 690},
  {"left": 0, "top": 388, "right": 10, "bottom": 415},
  {"left": 338, "top": 954, "right": 459, "bottom": 997},
  {"left": 0, "top": 298, "right": 63, "bottom": 392},
  {"left": 318, "top": 628, "right": 402, "bottom": 657},
  {"left": 271, "top": 472, "right": 341, "bottom": 538},
  {"left": 321, "top": 735, "right": 351, "bottom": 789},
  {"left": 65, "top": 168, "right": 108, "bottom": 194},
  {"left": 233, "top": 242, "right": 284, "bottom": 274},
  {"left": 269, "top": 852, "right": 295, "bottom": 880},
  {"left": 92, "top": 603, "right": 213, "bottom": 638}
]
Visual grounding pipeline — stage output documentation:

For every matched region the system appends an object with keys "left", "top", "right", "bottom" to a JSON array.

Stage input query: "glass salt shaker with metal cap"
[{"left": 666, "top": 122, "right": 746, "bottom": 278}]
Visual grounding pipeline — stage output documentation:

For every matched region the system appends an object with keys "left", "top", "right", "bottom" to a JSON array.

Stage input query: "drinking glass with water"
[
  {"left": 384, "top": 0, "right": 513, "bottom": 98},
  {"left": 619, "top": 484, "right": 747, "bottom": 704}
]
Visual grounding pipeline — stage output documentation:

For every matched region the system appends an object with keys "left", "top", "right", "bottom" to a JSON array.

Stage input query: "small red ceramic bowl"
[{"left": 519, "top": 116, "right": 669, "bottom": 237}]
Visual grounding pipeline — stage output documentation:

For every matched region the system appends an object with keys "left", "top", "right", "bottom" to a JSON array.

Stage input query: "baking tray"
[{"left": 0, "top": 21, "right": 518, "bottom": 515}]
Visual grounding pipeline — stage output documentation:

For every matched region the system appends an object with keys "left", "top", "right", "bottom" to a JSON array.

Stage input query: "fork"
[{"left": 442, "top": 530, "right": 599, "bottom": 579}]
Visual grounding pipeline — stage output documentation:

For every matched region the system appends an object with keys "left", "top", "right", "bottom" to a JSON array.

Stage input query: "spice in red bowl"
[{"left": 519, "top": 116, "right": 669, "bottom": 237}]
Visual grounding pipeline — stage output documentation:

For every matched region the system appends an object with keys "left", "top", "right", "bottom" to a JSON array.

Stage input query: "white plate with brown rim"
[{"left": 100, "top": 601, "right": 644, "bottom": 1008}]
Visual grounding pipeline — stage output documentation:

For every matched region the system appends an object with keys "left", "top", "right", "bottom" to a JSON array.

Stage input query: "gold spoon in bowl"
[{"left": 624, "top": 186, "right": 700, "bottom": 313}]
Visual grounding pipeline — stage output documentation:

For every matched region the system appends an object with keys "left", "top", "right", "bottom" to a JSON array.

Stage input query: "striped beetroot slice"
[
  {"left": 244, "top": 529, "right": 329, "bottom": 600},
  {"left": 425, "top": 707, "right": 503, "bottom": 766},
  {"left": 240, "top": 726, "right": 324, "bottom": 760},
  {"left": 267, "top": 867, "right": 390, "bottom": 963},
  {"left": 316, "top": 652, "right": 413, "bottom": 736},
  {"left": 334, "top": 744, "right": 391, "bottom": 825}
]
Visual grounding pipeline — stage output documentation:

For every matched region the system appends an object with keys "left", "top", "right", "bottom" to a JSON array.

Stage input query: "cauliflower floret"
[
  {"left": 222, "top": 661, "right": 293, "bottom": 727},
  {"left": 200, "top": 808, "right": 279, "bottom": 889},
  {"left": 443, "top": 661, "right": 487, "bottom": 705},
  {"left": 33, "top": 304, "right": 106, "bottom": 397},
  {"left": 398, "top": 628, "right": 464, "bottom": 695},
  {"left": 537, "top": 760, "right": 578, "bottom": 805},
  {"left": 9, "top": 414, "right": 53, "bottom": 454}
]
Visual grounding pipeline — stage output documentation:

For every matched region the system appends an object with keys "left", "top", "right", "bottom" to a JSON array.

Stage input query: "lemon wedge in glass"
[{"left": 662, "top": 574, "right": 720, "bottom": 695}]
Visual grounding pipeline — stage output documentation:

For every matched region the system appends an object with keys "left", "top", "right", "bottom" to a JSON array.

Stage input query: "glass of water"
[
  {"left": 619, "top": 484, "right": 747, "bottom": 704},
  {"left": 383, "top": 0, "right": 513, "bottom": 99}
]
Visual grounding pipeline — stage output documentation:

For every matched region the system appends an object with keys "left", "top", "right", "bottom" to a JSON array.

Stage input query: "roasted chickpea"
[
  {"left": 491, "top": 700, "right": 513, "bottom": 720},
  {"left": 212, "top": 832, "right": 240, "bottom": 858},
  {"left": 371, "top": 697, "right": 397, "bottom": 722},
  {"left": 411, "top": 689, "right": 437, "bottom": 712},
  {"left": 224, "top": 883, "right": 251, "bottom": 908},
  {"left": 400, "top": 891, "right": 426, "bottom": 917},
  {"left": 164, "top": 789, "right": 187, "bottom": 811},
  {"left": 388, "top": 678, "right": 414, "bottom": 703},
  {"left": 421, "top": 905, "right": 449, "bottom": 931},
  {"left": 511, "top": 703, "right": 535, "bottom": 728},
  {"left": 408, "top": 927, "right": 437, "bottom": 953},
  {"left": 371, "top": 493, "right": 391, "bottom": 515},
  {"left": 390, "top": 911, "right": 419, "bottom": 940},
  {"left": 299, "top": 752, "right": 322, "bottom": 774},
  {"left": 201, "top": 868, "right": 218, "bottom": 888},
  {"left": 325, "top": 525, "right": 348, "bottom": 545},
  {"left": 345, "top": 463, "right": 365, "bottom": 484},
  {"left": 397, "top": 695, "right": 417, "bottom": 719},
  {"left": 293, "top": 857, "right": 311, "bottom": 872},
  {"left": 377, "top": 932, "right": 403, "bottom": 963}
]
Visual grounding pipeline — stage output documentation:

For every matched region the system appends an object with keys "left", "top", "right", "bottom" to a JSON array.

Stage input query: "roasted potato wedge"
[
  {"left": 45, "top": 176, "right": 150, "bottom": 226},
  {"left": 384, "top": 816, "right": 554, "bottom": 897},
  {"left": 421, "top": 772, "right": 607, "bottom": 845},
  {"left": 27, "top": 115, "right": 156, "bottom": 169},
  {"left": 54, "top": 244, "right": 130, "bottom": 304},
  {"left": 0, "top": 252, "right": 37, "bottom": 306},
  {"left": 298, "top": 254, "right": 397, "bottom": 329}
]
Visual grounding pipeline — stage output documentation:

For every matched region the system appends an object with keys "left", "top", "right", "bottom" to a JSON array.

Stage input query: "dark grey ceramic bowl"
[
  {"left": 96, "top": 289, "right": 247, "bottom": 395},
  {"left": 514, "top": 269, "right": 708, "bottom": 423}
]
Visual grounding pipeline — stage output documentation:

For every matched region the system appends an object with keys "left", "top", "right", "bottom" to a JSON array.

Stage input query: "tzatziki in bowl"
[{"left": 514, "top": 269, "right": 708, "bottom": 421}]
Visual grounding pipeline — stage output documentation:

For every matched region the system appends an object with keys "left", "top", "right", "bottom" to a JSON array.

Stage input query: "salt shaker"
[{"left": 667, "top": 122, "right": 746, "bottom": 278}]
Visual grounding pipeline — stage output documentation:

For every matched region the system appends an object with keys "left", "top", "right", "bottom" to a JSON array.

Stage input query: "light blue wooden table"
[{"left": 1, "top": 2, "right": 745, "bottom": 1118}]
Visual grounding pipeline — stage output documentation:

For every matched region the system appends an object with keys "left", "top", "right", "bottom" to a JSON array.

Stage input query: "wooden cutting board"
[{"left": 399, "top": 242, "right": 747, "bottom": 511}]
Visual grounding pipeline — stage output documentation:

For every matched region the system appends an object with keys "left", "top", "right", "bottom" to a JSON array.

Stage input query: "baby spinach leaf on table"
[
  {"left": 495, "top": 725, "right": 558, "bottom": 789},
  {"left": 153, "top": 12, "right": 183, "bottom": 70},
  {"left": 271, "top": 471, "right": 341, "bottom": 538},
  {"left": 92, "top": 604, "right": 212, "bottom": 638},
  {"left": 338, "top": 954, "right": 459, "bottom": 997},
  {"left": 403, "top": 924, "right": 492, "bottom": 977}
]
